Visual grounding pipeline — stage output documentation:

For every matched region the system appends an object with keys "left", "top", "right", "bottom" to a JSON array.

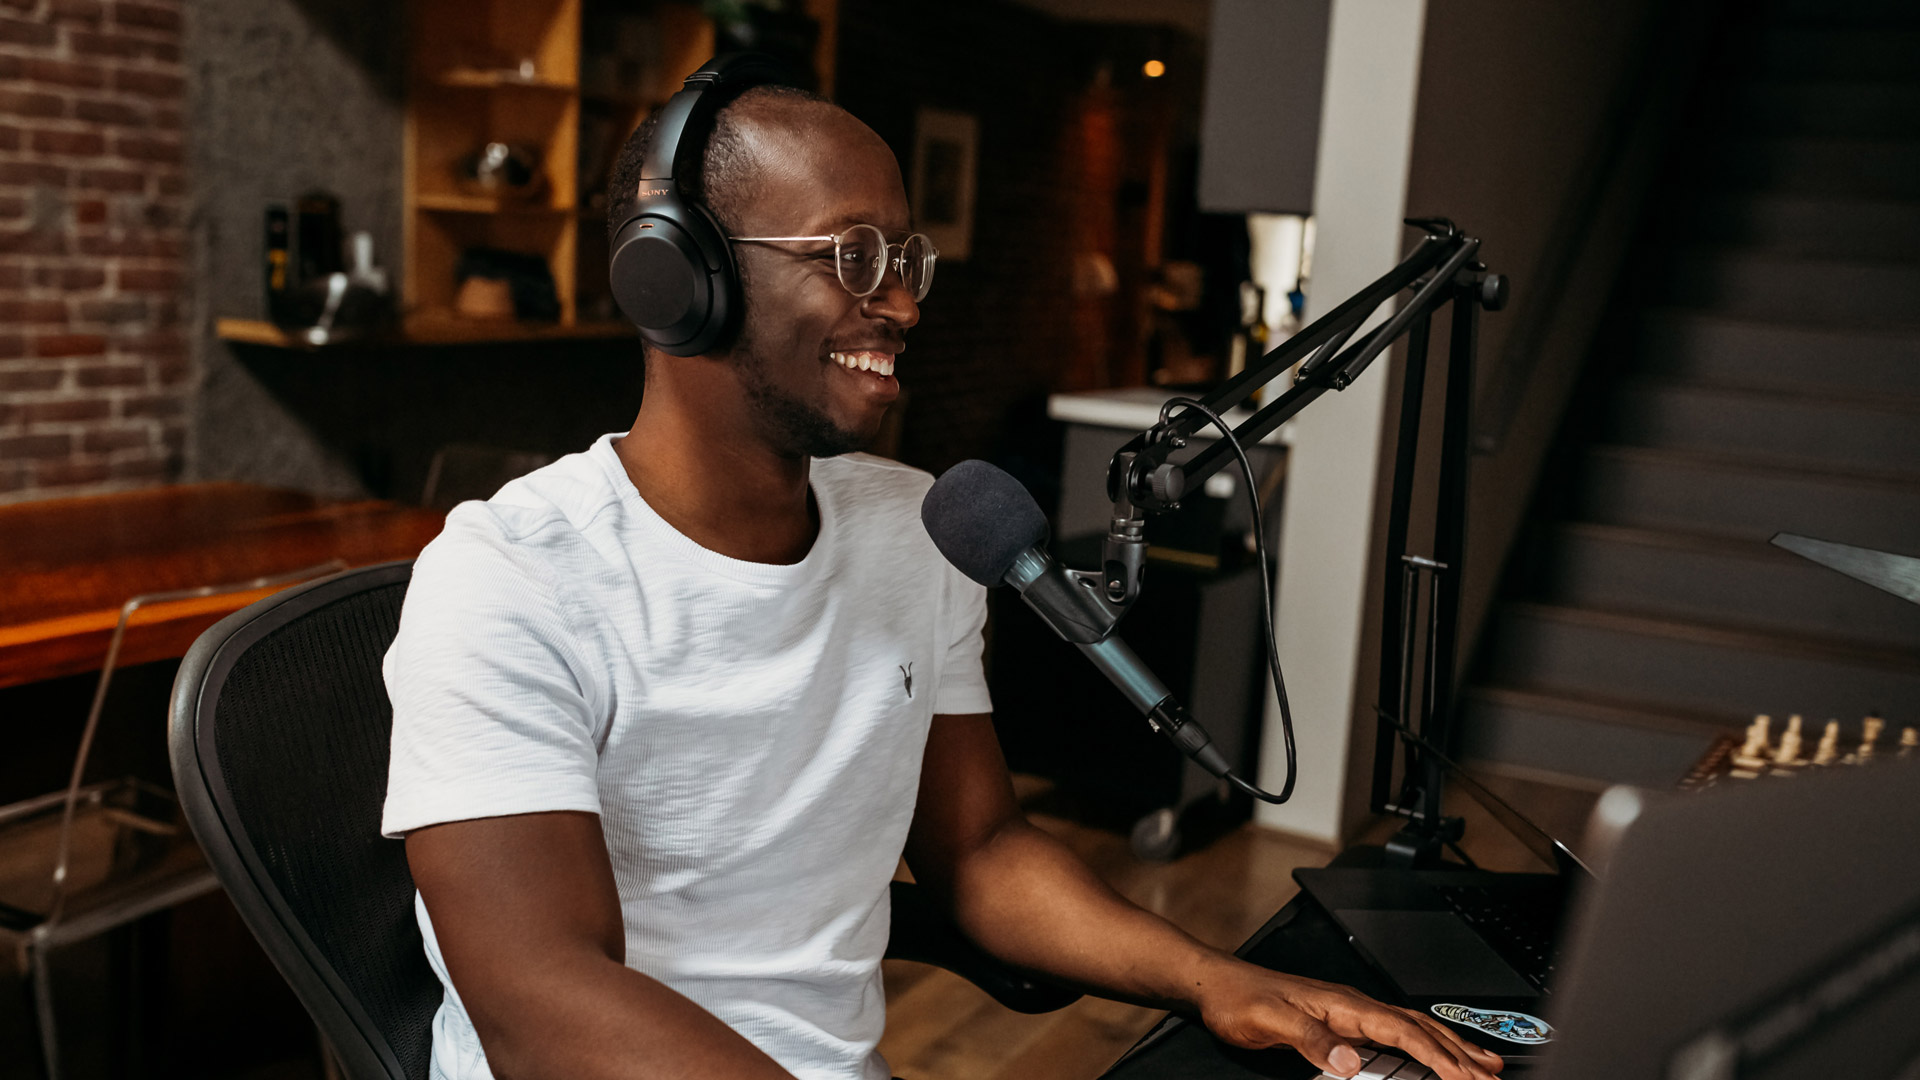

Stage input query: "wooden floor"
[{"left": 879, "top": 772, "right": 1599, "bottom": 1080}]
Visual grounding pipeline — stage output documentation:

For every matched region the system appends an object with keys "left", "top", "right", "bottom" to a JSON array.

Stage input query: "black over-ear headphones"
[{"left": 608, "top": 53, "right": 790, "bottom": 356}]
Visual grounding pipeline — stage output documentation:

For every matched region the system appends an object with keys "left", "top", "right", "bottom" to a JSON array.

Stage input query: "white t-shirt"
[{"left": 381, "top": 433, "right": 992, "bottom": 1080}]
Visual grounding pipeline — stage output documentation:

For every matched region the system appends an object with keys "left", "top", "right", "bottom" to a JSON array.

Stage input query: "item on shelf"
[
  {"left": 269, "top": 193, "right": 390, "bottom": 339},
  {"left": 455, "top": 247, "right": 560, "bottom": 322},
  {"left": 264, "top": 203, "right": 291, "bottom": 323},
  {"left": 347, "top": 231, "right": 390, "bottom": 296},
  {"left": 457, "top": 141, "right": 547, "bottom": 201},
  {"left": 295, "top": 190, "right": 343, "bottom": 282},
  {"left": 284, "top": 271, "right": 394, "bottom": 346},
  {"left": 453, "top": 276, "right": 516, "bottom": 321}
]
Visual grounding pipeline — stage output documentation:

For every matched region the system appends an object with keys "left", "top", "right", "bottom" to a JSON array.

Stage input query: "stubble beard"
[{"left": 730, "top": 321, "right": 876, "bottom": 460}]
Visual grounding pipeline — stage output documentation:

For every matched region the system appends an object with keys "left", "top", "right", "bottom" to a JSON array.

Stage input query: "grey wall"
[
  {"left": 1334, "top": 0, "right": 1669, "bottom": 835},
  {"left": 185, "top": 0, "right": 407, "bottom": 495}
]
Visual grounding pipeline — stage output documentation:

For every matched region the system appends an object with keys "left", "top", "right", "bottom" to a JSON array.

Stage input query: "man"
[{"left": 382, "top": 82, "right": 1502, "bottom": 1080}]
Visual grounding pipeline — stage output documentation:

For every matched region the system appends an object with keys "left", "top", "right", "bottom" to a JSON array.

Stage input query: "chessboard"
[{"left": 1680, "top": 713, "right": 1917, "bottom": 791}]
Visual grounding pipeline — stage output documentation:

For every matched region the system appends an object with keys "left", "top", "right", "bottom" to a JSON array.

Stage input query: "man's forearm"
[
  {"left": 921, "top": 817, "right": 1239, "bottom": 1013},
  {"left": 465, "top": 944, "right": 797, "bottom": 1080}
]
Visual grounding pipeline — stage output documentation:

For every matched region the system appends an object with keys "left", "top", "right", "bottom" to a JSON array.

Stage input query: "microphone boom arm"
[
  {"left": 1089, "top": 217, "right": 1507, "bottom": 849},
  {"left": 1107, "top": 220, "right": 1490, "bottom": 520}
]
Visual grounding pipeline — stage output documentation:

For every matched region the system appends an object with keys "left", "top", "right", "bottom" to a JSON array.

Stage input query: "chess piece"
[
  {"left": 1771, "top": 714, "right": 1807, "bottom": 769},
  {"left": 1901, "top": 727, "right": 1918, "bottom": 759},
  {"left": 1732, "top": 714, "right": 1773, "bottom": 772},
  {"left": 1858, "top": 714, "right": 1886, "bottom": 763},
  {"left": 1813, "top": 720, "right": 1841, "bottom": 766}
]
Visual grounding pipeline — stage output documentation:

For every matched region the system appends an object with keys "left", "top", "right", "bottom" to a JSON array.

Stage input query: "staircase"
[{"left": 1457, "top": 0, "right": 1920, "bottom": 788}]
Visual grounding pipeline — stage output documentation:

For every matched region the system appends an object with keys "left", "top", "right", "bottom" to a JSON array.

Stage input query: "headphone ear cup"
[{"left": 609, "top": 202, "right": 739, "bottom": 357}]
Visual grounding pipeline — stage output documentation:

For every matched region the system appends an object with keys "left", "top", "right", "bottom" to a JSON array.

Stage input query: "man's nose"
[{"left": 863, "top": 272, "right": 920, "bottom": 330}]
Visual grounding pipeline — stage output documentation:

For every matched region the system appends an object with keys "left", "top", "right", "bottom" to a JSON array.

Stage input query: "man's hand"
[
  {"left": 905, "top": 712, "right": 1502, "bottom": 1080},
  {"left": 1192, "top": 960, "right": 1504, "bottom": 1080}
]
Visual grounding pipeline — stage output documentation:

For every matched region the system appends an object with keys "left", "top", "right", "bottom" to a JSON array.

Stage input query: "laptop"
[
  {"left": 1295, "top": 759, "right": 1920, "bottom": 1080},
  {"left": 1541, "top": 757, "right": 1920, "bottom": 1079},
  {"left": 1293, "top": 751, "right": 1594, "bottom": 1020}
]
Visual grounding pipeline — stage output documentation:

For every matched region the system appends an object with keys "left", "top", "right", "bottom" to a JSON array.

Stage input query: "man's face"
[{"left": 721, "top": 109, "right": 920, "bottom": 458}]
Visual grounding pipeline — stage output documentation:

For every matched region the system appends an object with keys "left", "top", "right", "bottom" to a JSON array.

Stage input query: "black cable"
[{"left": 1157, "top": 397, "right": 1295, "bottom": 804}]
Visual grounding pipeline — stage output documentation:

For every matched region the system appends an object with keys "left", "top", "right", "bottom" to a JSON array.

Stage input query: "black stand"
[{"left": 1105, "top": 219, "right": 1507, "bottom": 864}]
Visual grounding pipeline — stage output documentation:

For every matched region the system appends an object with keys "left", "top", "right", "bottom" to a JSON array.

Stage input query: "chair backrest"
[{"left": 170, "top": 561, "right": 439, "bottom": 1080}]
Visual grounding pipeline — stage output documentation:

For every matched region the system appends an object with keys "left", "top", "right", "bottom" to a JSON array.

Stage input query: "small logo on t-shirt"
[{"left": 899, "top": 662, "right": 914, "bottom": 699}]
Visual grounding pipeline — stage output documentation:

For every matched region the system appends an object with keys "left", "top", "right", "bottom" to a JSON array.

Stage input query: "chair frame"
[{"left": 170, "top": 561, "right": 425, "bottom": 1080}]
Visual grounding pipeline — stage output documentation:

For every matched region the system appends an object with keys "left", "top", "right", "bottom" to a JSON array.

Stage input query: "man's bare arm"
[
  {"left": 406, "top": 811, "right": 796, "bottom": 1080},
  {"left": 903, "top": 712, "right": 1502, "bottom": 1080}
]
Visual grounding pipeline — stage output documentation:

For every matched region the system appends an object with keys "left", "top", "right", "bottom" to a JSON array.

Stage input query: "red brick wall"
[{"left": 0, "top": 0, "right": 186, "bottom": 503}]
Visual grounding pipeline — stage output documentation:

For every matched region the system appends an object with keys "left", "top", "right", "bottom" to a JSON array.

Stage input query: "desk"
[
  {"left": 1101, "top": 848, "right": 1444, "bottom": 1080},
  {"left": 0, "top": 484, "right": 445, "bottom": 689}
]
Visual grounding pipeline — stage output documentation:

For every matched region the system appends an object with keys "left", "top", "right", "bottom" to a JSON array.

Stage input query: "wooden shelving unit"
[{"left": 405, "top": 0, "right": 583, "bottom": 327}]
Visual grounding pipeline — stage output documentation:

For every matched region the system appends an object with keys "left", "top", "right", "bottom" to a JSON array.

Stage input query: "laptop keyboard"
[
  {"left": 1311, "top": 1045, "right": 1434, "bottom": 1079},
  {"left": 1432, "top": 882, "right": 1559, "bottom": 991}
]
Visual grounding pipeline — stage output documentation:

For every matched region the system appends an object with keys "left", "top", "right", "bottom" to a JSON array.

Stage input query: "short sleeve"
[
  {"left": 932, "top": 565, "right": 993, "bottom": 716},
  {"left": 380, "top": 511, "right": 606, "bottom": 837}
]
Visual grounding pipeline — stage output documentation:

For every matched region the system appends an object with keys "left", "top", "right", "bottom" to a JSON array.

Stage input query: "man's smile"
[{"left": 828, "top": 349, "right": 896, "bottom": 377}]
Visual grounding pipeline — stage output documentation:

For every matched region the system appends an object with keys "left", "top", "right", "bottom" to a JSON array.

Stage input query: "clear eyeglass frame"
[{"left": 727, "top": 223, "right": 938, "bottom": 302}]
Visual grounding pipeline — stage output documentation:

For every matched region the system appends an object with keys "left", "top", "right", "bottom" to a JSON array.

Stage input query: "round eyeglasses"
[{"left": 728, "top": 224, "right": 938, "bottom": 302}]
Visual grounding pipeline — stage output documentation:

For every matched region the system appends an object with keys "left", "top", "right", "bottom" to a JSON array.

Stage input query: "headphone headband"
[
  {"left": 609, "top": 52, "right": 791, "bottom": 356},
  {"left": 640, "top": 53, "right": 795, "bottom": 183}
]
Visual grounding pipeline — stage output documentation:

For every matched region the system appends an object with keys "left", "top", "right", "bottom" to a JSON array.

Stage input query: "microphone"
[{"left": 921, "top": 460, "right": 1236, "bottom": 780}]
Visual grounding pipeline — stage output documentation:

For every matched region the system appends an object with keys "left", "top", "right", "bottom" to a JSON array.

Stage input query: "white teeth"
[{"left": 829, "top": 350, "right": 896, "bottom": 377}]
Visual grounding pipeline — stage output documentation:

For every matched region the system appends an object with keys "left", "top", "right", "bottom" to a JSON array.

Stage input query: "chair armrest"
[{"left": 884, "top": 880, "right": 1081, "bottom": 1015}]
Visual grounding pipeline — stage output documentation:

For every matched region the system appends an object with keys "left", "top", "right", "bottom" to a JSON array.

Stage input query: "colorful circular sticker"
[{"left": 1430, "top": 1003, "right": 1555, "bottom": 1045}]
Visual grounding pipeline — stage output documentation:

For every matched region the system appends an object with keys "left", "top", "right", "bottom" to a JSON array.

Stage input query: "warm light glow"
[{"left": 1142, "top": 59, "right": 1166, "bottom": 78}]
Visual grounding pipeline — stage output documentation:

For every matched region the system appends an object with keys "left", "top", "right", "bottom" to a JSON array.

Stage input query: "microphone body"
[{"left": 923, "top": 461, "right": 1236, "bottom": 781}]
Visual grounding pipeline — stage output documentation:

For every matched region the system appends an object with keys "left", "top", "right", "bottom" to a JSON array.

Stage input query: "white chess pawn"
[
  {"left": 1860, "top": 715, "right": 1886, "bottom": 762},
  {"left": 1901, "top": 727, "right": 1918, "bottom": 758},
  {"left": 1813, "top": 720, "right": 1841, "bottom": 766},
  {"left": 1772, "top": 714, "right": 1806, "bottom": 767},
  {"left": 1733, "top": 714, "right": 1773, "bottom": 770}
]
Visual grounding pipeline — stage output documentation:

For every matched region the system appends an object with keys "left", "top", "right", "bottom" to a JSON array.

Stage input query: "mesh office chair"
[{"left": 169, "top": 561, "right": 1075, "bottom": 1080}]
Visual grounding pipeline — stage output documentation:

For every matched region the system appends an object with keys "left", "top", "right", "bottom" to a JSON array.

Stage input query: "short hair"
[{"left": 606, "top": 83, "right": 829, "bottom": 246}]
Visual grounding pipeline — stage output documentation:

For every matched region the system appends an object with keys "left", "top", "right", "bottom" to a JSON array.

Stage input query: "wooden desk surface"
[{"left": 0, "top": 483, "right": 446, "bottom": 689}]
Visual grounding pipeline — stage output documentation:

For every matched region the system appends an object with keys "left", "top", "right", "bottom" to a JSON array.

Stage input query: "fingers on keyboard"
[{"left": 1314, "top": 1046, "right": 1438, "bottom": 1080}]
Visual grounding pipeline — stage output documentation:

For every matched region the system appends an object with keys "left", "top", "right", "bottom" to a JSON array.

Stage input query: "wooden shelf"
[
  {"left": 217, "top": 315, "right": 634, "bottom": 348},
  {"left": 435, "top": 68, "right": 579, "bottom": 91},
  {"left": 416, "top": 192, "right": 574, "bottom": 215}
]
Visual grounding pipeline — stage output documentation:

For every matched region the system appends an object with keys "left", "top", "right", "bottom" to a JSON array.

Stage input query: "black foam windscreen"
[{"left": 921, "top": 460, "right": 1050, "bottom": 587}]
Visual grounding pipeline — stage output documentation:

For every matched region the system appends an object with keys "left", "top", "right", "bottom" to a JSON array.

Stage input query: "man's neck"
[{"left": 614, "top": 397, "right": 819, "bottom": 566}]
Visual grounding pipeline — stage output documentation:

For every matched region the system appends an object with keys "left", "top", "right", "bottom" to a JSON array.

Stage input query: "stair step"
[
  {"left": 1634, "top": 310, "right": 1920, "bottom": 394},
  {"left": 1457, "top": 685, "right": 1733, "bottom": 788},
  {"left": 1605, "top": 377, "right": 1920, "bottom": 473},
  {"left": 1476, "top": 602, "right": 1920, "bottom": 726},
  {"left": 1659, "top": 249, "right": 1920, "bottom": 325},
  {"left": 1759, "top": 0, "right": 1920, "bottom": 28},
  {"left": 1686, "top": 195, "right": 1920, "bottom": 260},
  {"left": 1753, "top": 28, "right": 1920, "bottom": 80},
  {"left": 1527, "top": 522, "right": 1920, "bottom": 650},
  {"left": 1704, "top": 138, "right": 1920, "bottom": 200},
  {"left": 1573, "top": 445, "right": 1920, "bottom": 550},
  {"left": 1726, "top": 81, "right": 1920, "bottom": 139}
]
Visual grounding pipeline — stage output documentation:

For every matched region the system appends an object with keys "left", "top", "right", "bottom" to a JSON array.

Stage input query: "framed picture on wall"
[{"left": 910, "top": 107, "right": 979, "bottom": 263}]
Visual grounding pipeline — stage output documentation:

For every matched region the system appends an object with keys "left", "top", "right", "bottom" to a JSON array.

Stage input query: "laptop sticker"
[{"left": 1431, "top": 1003, "right": 1554, "bottom": 1045}]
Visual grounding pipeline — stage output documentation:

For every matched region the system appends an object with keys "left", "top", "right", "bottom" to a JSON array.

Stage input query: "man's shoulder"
[
  {"left": 416, "top": 441, "right": 626, "bottom": 583},
  {"left": 814, "top": 452, "right": 934, "bottom": 510}
]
